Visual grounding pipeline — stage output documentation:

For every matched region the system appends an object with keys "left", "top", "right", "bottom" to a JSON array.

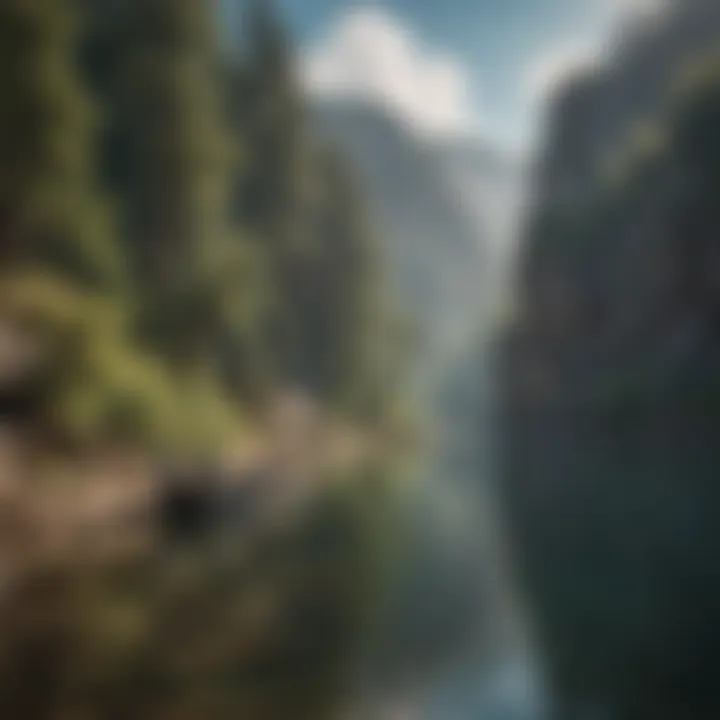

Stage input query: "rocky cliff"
[{"left": 499, "top": 3, "right": 720, "bottom": 717}]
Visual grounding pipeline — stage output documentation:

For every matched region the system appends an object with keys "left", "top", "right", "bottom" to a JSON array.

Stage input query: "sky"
[{"left": 219, "top": 0, "right": 666, "bottom": 151}]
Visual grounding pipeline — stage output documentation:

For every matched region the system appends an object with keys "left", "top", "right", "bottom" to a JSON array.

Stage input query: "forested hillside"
[
  {"left": 0, "top": 0, "right": 402, "bottom": 460},
  {"left": 0, "top": 2, "right": 410, "bottom": 718}
]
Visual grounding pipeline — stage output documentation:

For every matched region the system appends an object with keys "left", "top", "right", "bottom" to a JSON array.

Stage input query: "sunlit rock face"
[{"left": 500, "top": 2, "right": 720, "bottom": 718}]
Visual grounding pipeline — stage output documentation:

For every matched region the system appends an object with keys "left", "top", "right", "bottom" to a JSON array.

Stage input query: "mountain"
[
  {"left": 312, "top": 99, "right": 521, "bottom": 380},
  {"left": 536, "top": 0, "right": 720, "bottom": 209},
  {"left": 430, "top": 138, "right": 522, "bottom": 243},
  {"left": 500, "top": 2, "right": 720, "bottom": 717},
  {"left": 312, "top": 98, "right": 528, "bottom": 710}
]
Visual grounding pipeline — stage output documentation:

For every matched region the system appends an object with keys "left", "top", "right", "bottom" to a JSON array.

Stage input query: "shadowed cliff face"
[
  {"left": 536, "top": 0, "right": 720, "bottom": 210},
  {"left": 500, "top": 3, "right": 720, "bottom": 717}
]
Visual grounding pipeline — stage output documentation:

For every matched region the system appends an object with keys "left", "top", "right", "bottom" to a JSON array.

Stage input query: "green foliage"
[
  {"left": 224, "top": 0, "right": 401, "bottom": 418},
  {"left": 0, "top": 270, "right": 242, "bottom": 454},
  {"left": 0, "top": 0, "right": 125, "bottom": 290},
  {"left": 1, "top": 0, "right": 405, "bottom": 453},
  {"left": 0, "top": 5, "right": 411, "bottom": 717},
  {"left": 95, "top": 0, "right": 260, "bottom": 372}
]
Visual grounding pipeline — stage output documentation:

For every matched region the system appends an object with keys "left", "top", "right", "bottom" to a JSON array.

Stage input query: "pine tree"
[
  {"left": 109, "top": 0, "right": 258, "bottom": 370},
  {"left": 0, "top": 0, "right": 123, "bottom": 289},
  {"left": 231, "top": 0, "right": 317, "bottom": 386},
  {"left": 239, "top": 0, "right": 304, "bottom": 247},
  {"left": 230, "top": 0, "right": 402, "bottom": 416},
  {"left": 303, "top": 148, "right": 382, "bottom": 412}
]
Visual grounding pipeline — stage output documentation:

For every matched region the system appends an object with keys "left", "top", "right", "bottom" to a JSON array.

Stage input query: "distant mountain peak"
[{"left": 313, "top": 97, "right": 523, "bottom": 375}]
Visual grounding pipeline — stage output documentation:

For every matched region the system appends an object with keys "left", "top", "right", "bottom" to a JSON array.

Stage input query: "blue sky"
[{"left": 219, "top": 0, "right": 659, "bottom": 150}]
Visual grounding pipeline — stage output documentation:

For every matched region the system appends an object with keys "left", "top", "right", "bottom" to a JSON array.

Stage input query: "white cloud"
[{"left": 301, "top": 7, "right": 480, "bottom": 138}]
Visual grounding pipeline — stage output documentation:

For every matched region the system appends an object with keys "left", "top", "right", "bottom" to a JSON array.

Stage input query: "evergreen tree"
[
  {"left": 239, "top": 0, "right": 304, "bottom": 247},
  {"left": 304, "top": 147, "right": 384, "bottom": 415},
  {"left": 229, "top": 0, "right": 404, "bottom": 417},
  {"left": 107, "top": 0, "right": 259, "bottom": 371},
  {"left": 231, "top": 0, "right": 316, "bottom": 385},
  {"left": 0, "top": 0, "right": 123, "bottom": 289}
]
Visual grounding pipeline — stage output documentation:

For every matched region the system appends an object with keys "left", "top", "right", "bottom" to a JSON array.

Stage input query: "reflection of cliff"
[{"left": 500, "top": 5, "right": 720, "bottom": 718}]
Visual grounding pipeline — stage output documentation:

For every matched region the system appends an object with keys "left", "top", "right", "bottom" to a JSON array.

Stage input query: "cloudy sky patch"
[
  {"left": 220, "top": 0, "right": 672, "bottom": 151},
  {"left": 301, "top": 7, "right": 481, "bottom": 138}
]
